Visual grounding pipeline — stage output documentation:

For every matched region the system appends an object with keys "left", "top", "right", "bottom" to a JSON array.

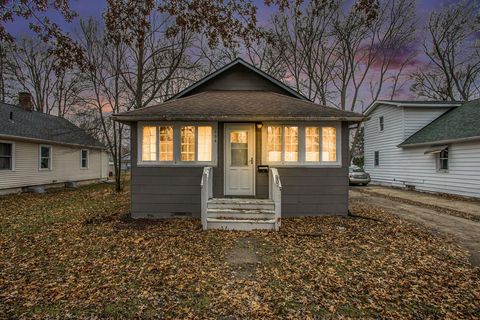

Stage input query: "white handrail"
[
  {"left": 269, "top": 168, "right": 282, "bottom": 231},
  {"left": 200, "top": 167, "right": 213, "bottom": 230}
]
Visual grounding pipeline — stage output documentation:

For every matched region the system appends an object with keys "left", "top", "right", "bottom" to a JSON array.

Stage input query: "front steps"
[{"left": 205, "top": 198, "right": 276, "bottom": 231}]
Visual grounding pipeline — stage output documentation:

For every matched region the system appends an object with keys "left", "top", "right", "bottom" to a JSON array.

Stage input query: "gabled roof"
[
  {"left": 0, "top": 102, "right": 105, "bottom": 149},
  {"left": 112, "top": 91, "right": 364, "bottom": 122},
  {"left": 169, "top": 58, "right": 308, "bottom": 101},
  {"left": 399, "top": 98, "right": 480, "bottom": 147},
  {"left": 364, "top": 100, "right": 462, "bottom": 116}
]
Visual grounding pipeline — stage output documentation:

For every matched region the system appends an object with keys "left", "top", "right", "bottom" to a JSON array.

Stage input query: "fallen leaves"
[{"left": 0, "top": 183, "right": 479, "bottom": 319}]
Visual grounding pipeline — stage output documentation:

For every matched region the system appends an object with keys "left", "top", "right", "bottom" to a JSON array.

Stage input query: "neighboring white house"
[
  {"left": 364, "top": 99, "right": 480, "bottom": 199},
  {"left": 0, "top": 94, "right": 108, "bottom": 195}
]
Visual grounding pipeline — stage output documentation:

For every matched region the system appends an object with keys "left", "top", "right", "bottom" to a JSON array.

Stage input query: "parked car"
[{"left": 349, "top": 165, "right": 371, "bottom": 185}]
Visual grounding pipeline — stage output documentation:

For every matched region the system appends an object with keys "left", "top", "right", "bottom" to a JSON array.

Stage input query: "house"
[
  {"left": 108, "top": 153, "right": 131, "bottom": 176},
  {"left": 0, "top": 93, "right": 109, "bottom": 195},
  {"left": 112, "top": 58, "right": 364, "bottom": 230},
  {"left": 363, "top": 99, "right": 480, "bottom": 198}
]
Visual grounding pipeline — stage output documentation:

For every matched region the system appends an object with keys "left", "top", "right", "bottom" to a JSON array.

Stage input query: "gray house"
[{"left": 113, "top": 59, "right": 363, "bottom": 230}]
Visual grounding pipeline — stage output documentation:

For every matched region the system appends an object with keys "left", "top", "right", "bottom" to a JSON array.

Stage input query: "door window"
[{"left": 230, "top": 131, "right": 248, "bottom": 166}]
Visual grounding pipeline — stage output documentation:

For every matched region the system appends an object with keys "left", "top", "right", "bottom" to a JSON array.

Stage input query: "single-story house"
[
  {"left": 363, "top": 99, "right": 480, "bottom": 198},
  {"left": 112, "top": 58, "right": 364, "bottom": 230},
  {"left": 0, "top": 93, "right": 109, "bottom": 195}
]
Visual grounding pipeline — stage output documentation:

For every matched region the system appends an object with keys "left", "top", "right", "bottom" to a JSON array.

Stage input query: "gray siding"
[
  {"left": 184, "top": 65, "right": 296, "bottom": 97},
  {"left": 279, "top": 122, "right": 350, "bottom": 216}
]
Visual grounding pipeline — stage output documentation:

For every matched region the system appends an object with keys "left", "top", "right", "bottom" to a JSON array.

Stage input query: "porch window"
[
  {"left": 322, "top": 127, "right": 337, "bottom": 162},
  {"left": 305, "top": 127, "right": 319, "bottom": 162},
  {"left": 198, "top": 126, "right": 212, "bottom": 162},
  {"left": 284, "top": 126, "right": 298, "bottom": 162},
  {"left": 264, "top": 123, "right": 340, "bottom": 166},
  {"left": 181, "top": 126, "right": 195, "bottom": 161},
  {"left": 267, "top": 126, "right": 282, "bottom": 162},
  {"left": 142, "top": 126, "right": 157, "bottom": 161},
  {"left": 138, "top": 123, "right": 217, "bottom": 166},
  {"left": 159, "top": 126, "right": 174, "bottom": 161}
]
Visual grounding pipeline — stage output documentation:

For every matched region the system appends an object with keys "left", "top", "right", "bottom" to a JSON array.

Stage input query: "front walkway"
[{"left": 350, "top": 186, "right": 480, "bottom": 266}]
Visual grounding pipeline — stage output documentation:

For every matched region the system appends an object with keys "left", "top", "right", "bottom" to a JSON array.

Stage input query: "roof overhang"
[
  {"left": 0, "top": 134, "right": 107, "bottom": 150},
  {"left": 111, "top": 115, "right": 365, "bottom": 124},
  {"left": 168, "top": 58, "right": 308, "bottom": 101},
  {"left": 398, "top": 136, "right": 480, "bottom": 148},
  {"left": 364, "top": 100, "right": 462, "bottom": 116}
]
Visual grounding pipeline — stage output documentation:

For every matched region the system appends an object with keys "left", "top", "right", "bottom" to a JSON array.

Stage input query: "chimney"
[{"left": 18, "top": 92, "right": 33, "bottom": 111}]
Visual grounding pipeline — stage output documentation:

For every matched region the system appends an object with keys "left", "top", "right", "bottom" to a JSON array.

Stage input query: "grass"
[{"left": 0, "top": 183, "right": 479, "bottom": 319}]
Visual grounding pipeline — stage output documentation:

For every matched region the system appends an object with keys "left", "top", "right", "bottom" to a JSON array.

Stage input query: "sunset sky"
[{"left": 5, "top": 0, "right": 463, "bottom": 110}]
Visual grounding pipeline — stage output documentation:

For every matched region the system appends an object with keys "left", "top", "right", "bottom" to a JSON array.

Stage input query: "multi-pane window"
[
  {"left": 159, "top": 126, "right": 174, "bottom": 161},
  {"left": 438, "top": 148, "right": 448, "bottom": 171},
  {"left": 181, "top": 126, "right": 195, "bottom": 161},
  {"left": 142, "top": 126, "right": 157, "bottom": 161},
  {"left": 322, "top": 127, "right": 337, "bottom": 162},
  {"left": 81, "top": 149, "right": 89, "bottom": 168},
  {"left": 305, "top": 127, "right": 319, "bottom": 162},
  {"left": 284, "top": 126, "right": 298, "bottom": 162},
  {"left": 267, "top": 126, "right": 282, "bottom": 162},
  {"left": 374, "top": 151, "right": 380, "bottom": 166},
  {"left": 0, "top": 142, "right": 13, "bottom": 170},
  {"left": 40, "top": 146, "right": 52, "bottom": 170},
  {"left": 198, "top": 126, "right": 212, "bottom": 162}
]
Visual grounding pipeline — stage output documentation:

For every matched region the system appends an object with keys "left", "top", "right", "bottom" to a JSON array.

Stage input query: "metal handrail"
[
  {"left": 200, "top": 167, "right": 213, "bottom": 230},
  {"left": 269, "top": 168, "right": 282, "bottom": 231}
]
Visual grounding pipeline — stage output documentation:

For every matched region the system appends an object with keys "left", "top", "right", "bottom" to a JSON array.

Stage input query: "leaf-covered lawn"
[{"left": 0, "top": 183, "right": 479, "bottom": 319}]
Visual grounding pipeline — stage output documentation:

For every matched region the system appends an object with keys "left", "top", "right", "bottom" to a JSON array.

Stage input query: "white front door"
[{"left": 224, "top": 123, "right": 255, "bottom": 196}]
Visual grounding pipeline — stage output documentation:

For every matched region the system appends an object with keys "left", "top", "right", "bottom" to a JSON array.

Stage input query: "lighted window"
[
  {"left": 267, "top": 126, "right": 282, "bottom": 162},
  {"left": 181, "top": 126, "right": 195, "bottom": 161},
  {"left": 159, "top": 126, "right": 173, "bottom": 161},
  {"left": 142, "top": 126, "right": 157, "bottom": 161},
  {"left": 198, "top": 126, "right": 212, "bottom": 162},
  {"left": 284, "top": 126, "right": 298, "bottom": 162},
  {"left": 305, "top": 127, "right": 320, "bottom": 162},
  {"left": 322, "top": 127, "right": 337, "bottom": 162}
]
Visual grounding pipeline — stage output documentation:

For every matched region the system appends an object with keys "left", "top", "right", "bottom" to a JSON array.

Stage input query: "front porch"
[{"left": 201, "top": 167, "right": 282, "bottom": 230}]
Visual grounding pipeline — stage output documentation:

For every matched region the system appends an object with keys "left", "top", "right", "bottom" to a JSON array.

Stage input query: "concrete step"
[
  {"left": 206, "top": 218, "right": 276, "bottom": 231},
  {"left": 207, "top": 198, "right": 275, "bottom": 210},
  {"left": 207, "top": 208, "right": 275, "bottom": 219}
]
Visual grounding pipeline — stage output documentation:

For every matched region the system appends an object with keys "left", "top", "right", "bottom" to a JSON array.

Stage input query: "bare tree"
[{"left": 411, "top": 1, "right": 480, "bottom": 101}]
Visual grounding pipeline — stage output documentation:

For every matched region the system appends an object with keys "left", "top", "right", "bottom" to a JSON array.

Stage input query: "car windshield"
[{"left": 349, "top": 165, "right": 364, "bottom": 173}]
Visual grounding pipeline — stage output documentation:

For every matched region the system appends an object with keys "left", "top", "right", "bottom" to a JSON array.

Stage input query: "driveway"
[{"left": 350, "top": 185, "right": 480, "bottom": 266}]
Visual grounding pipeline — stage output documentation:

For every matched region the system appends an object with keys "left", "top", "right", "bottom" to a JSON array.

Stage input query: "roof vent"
[{"left": 18, "top": 92, "right": 34, "bottom": 111}]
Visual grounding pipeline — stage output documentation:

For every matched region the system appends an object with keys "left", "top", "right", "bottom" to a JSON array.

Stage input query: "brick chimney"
[{"left": 18, "top": 92, "right": 33, "bottom": 111}]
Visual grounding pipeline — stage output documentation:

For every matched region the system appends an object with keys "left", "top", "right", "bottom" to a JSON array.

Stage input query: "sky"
[{"left": 4, "top": 0, "right": 463, "bottom": 110}]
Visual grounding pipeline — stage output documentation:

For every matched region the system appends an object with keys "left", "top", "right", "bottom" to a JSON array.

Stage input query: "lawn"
[{"left": 0, "top": 183, "right": 479, "bottom": 319}]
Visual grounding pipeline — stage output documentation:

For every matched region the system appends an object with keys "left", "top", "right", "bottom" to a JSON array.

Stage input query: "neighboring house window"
[
  {"left": 39, "top": 145, "right": 52, "bottom": 170},
  {"left": 138, "top": 123, "right": 217, "bottom": 165},
  {"left": 81, "top": 149, "right": 89, "bottom": 169},
  {"left": 0, "top": 142, "right": 13, "bottom": 170},
  {"left": 379, "top": 116, "right": 384, "bottom": 131},
  {"left": 264, "top": 124, "right": 340, "bottom": 165},
  {"left": 438, "top": 148, "right": 449, "bottom": 171},
  {"left": 374, "top": 151, "right": 379, "bottom": 166}
]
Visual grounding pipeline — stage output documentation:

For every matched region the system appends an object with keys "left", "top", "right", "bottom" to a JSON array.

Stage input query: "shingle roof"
[
  {"left": 112, "top": 91, "right": 364, "bottom": 122},
  {"left": 364, "top": 100, "right": 462, "bottom": 116},
  {"left": 0, "top": 102, "right": 105, "bottom": 148},
  {"left": 399, "top": 99, "right": 480, "bottom": 147}
]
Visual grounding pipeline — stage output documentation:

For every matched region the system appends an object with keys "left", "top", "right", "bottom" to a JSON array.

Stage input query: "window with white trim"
[
  {"left": 39, "top": 145, "right": 52, "bottom": 170},
  {"left": 81, "top": 149, "right": 89, "bottom": 169},
  {"left": 438, "top": 148, "right": 448, "bottom": 171},
  {"left": 0, "top": 142, "right": 13, "bottom": 170},
  {"left": 139, "top": 123, "right": 216, "bottom": 165},
  {"left": 264, "top": 124, "right": 341, "bottom": 165}
]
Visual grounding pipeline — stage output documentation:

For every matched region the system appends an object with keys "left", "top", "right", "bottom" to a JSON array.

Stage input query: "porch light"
[{"left": 256, "top": 123, "right": 263, "bottom": 129}]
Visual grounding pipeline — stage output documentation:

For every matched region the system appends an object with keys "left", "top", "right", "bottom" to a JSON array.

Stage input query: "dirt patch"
[{"left": 226, "top": 237, "right": 261, "bottom": 279}]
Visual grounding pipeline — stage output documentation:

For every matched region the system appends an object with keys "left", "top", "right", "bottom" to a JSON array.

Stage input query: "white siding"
[
  {"left": 364, "top": 105, "right": 480, "bottom": 198},
  {"left": 403, "top": 107, "right": 449, "bottom": 138},
  {"left": 0, "top": 139, "right": 108, "bottom": 190}
]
